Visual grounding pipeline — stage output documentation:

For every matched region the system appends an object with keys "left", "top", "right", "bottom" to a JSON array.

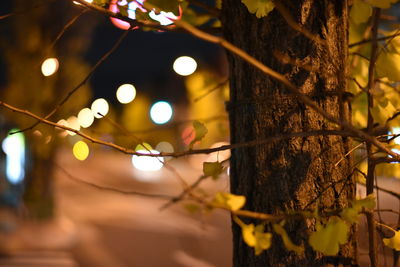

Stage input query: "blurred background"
[
  {"left": 0, "top": 0, "right": 232, "bottom": 266},
  {"left": 1, "top": 1, "right": 400, "bottom": 266}
]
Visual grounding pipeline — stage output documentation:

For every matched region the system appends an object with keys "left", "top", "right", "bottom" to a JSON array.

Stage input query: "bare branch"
[
  {"left": 55, "top": 163, "right": 173, "bottom": 199},
  {"left": 0, "top": 100, "right": 356, "bottom": 158},
  {"left": 13, "top": 26, "right": 131, "bottom": 134}
]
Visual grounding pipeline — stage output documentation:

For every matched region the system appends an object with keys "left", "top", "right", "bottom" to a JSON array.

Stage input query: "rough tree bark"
[{"left": 222, "top": 1, "right": 356, "bottom": 266}]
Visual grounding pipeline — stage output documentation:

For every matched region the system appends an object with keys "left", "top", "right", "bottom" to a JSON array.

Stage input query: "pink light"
[
  {"left": 109, "top": 0, "right": 145, "bottom": 30},
  {"left": 109, "top": 0, "right": 182, "bottom": 30}
]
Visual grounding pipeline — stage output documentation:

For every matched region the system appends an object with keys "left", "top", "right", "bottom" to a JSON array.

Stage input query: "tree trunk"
[{"left": 222, "top": 1, "right": 356, "bottom": 266}]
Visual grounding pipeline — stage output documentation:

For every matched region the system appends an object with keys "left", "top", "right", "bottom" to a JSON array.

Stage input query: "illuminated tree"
[{"left": 1, "top": 0, "right": 400, "bottom": 266}]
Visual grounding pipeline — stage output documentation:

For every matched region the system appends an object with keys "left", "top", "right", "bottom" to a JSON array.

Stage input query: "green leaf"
[
  {"left": 383, "top": 230, "right": 400, "bottom": 251},
  {"left": 367, "top": 0, "right": 397, "bottom": 9},
  {"left": 241, "top": 0, "right": 274, "bottom": 18},
  {"left": 214, "top": 192, "right": 246, "bottom": 211},
  {"left": 350, "top": 0, "right": 372, "bottom": 24},
  {"left": 341, "top": 194, "right": 376, "bottom": 224},
  {"left": 203, "top": 161, "right": 224, "bottom": 180},
  {"left": 135, "top": 143, "right": 152, "bottom": 151},
  {"left": 273, "top": 224, "right": 304, "bottom": 255},
  {"left": 189, "top": 121, "right": 208, "bottom": 148},
  {"left": 309, "top": 217, "right": 349, "bottom": 256},
  {"left": 376, "top": 51, "right": 400, "bottom": 82}
]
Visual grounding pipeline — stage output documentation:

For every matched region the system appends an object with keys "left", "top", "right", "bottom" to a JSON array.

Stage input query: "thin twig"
[
  {"left": 193, "top": 79, "right": 228, "bottom": 102},
  {"left": 55, "top": 162, "right": 174, "bottom": 199},
  {"left": 49, "top": 9, "right": 88, "bottom": 50},
  {"left": 12, "top": 26, "right": 131, "bottom": 135},
  {"left": 0, "top": 100, "right": 356, "bottom": 158}
]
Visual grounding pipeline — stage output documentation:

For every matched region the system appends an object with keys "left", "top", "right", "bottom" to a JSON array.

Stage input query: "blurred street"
[
  {"left": 0, "top": 147, "right": 232, "bottom": 267},
  {"left": 55, "top": 147, "right": 232, "bottom": 267}
]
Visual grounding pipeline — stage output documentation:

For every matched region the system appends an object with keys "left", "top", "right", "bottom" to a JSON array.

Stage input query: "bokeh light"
[
  {"left": 1, "top": 129, "right": 25, "bottom": 184},
  {"left": 132, "top": 150, "right": 164, "bottom": 172},
  {"left": 150, "top": 101, "right": 173, "bottom": 124},
  {"left": 156, "top": 141, "right": 174, "bottom": 161},
  {"left": 78, "top": 108, "right": 95, "bottom": 128},
  {"left": 56, "top": 119, "right": 69, "bottom": 137},
  {"left": 41, "top": 58, "right": 59, "bottom": 77},
  {"left": 67, "top": 116, "right": 81, "bottom": 136},
  {"left": 149, "top": 10, "right": 177, "bottom": 26},
  {"left": 173, "top": 56, "right": 197, "bottom": 76},
  {"left": 116, "top": 84, "right": 136, "bottom": 104},
  {"left": 206, "top": 142, "right": 231, "bottom": 162},
  {"left": 91, "top": 98, "right": 109, "bottom": 119},
  {"left": 73, "top": 141, "right": 89, "bottom": 161},
  {"left": 109, "top": 0, "right": 145, "bottom": 30}
]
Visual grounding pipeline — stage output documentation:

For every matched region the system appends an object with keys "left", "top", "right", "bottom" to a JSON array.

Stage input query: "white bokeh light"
[
  {"left": 132, "top": 150, "right": 164, "bottom": 172},
  {"left": 78, "top": 108, "right": 95, "bottom": 128},
  {"left": 173, "top": 56, "right": 197, "bottom": 76},
  {"left": 67, "top": 116, "right": 81, "bottom": 136},
  {"left": 41, "top": 58, "right": 59, "bottom": 77},
  {"left": 91, "top": 98, "right": 109, "bottom": 119},
  {"left": 150, "top": 101, "right": 173, "bottom": 124},
  {"left": 116, "top": 84, "right": 136, "bottom": 104}
]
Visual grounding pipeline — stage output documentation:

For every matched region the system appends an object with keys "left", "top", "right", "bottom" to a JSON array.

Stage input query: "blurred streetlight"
[
  {"left": 41, "top": 58, "right": 59, "bottom": 77},
  {"left": 91, "top": 98, "right": 109, "bottom": 119},
  {"left": 78, "top": 108, "right": 95, "bottom": 128},
  {"left": 116, "top": 83, "right": 136, "bottom": 104},
  {"left": 173, "top": 56, "right": 197, "bottom": 76},
  {"left": 150, "top": 101, "right": 173, "bottom": 124}
]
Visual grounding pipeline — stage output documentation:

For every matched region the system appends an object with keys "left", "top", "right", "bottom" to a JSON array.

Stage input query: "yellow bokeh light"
[
  {"left": 73, "top": 141, "right": 89, "bottom": 161},
  {"left": 78, "top": 108, "right": 95, "bottom": 128},
  {"left": 116, "top": 84, "right": 136, "bottom": 104},
  {"left": 41, "top": 58, "right": 59, "bottom": 77},
  {"left": 173, "top": 56, "right": 197, "bottom": 76},
  {"left": 91, "top": 98, "right": 109, "bottom": 119},
  {"left": 67, "top": 116, "right": 80, "bottom": 136}
]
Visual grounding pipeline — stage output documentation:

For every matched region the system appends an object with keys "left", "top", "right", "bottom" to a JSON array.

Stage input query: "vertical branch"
[{"left": 366, "top": 8, "right": 381, "bottom": 267}]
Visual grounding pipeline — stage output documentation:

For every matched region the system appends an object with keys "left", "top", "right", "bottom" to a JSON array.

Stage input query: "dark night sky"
[
  {"left": 86, "top": 16, "right": 224, "bottom": 104},
  {"left": 0, "top": 0, "right": 224, "bottom": 106}
]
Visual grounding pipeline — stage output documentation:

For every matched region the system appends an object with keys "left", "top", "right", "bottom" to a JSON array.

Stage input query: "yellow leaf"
[
  {"left": 189, "top": 120, "right": 208, "bottom": 148},
  {"left": 203, "top": 161, "right": 224, "bottom": 180},
  {"left": 350, "top": 0, "right": 372, "bottom": 24},
  {"left": 254, "top": 225, "right": 272, "bottom": 255},
  {"left": 383, "top": 230, "right": 400, "bottom": 251},
  {"left": 309, "top": 217, "right": 349, "bottom": 256},
  {"left": 241, "top": 0, "right": 274, "bottom": 18},
  {"left": 376, "top": 52, "right": 400, "bottom": 82},
  {"left": 214, "top": 192, "right": 246, "bottom": 211},
  {"left": 242, "top": 223, "right": 256, "bottom": 247}
]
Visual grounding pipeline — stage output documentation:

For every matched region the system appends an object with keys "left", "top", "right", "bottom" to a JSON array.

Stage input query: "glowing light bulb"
[
  {"left": 91, "top": 98, "right": 109, "bottom": 119},
  {"left": 150, "top": 101, "right": 173, "bottom": 124},
  {"left": 173, "top": 56, "right": 197, "bottom": 76},
  {"left": 73, "top": 141, "right": 89, "bottom": 161},
  {"left": 41, "top": 58, "right": 59, "bottom": 77},
  {"left": 78, "top": 108, "right": 95, "bottom": 128},
  {"left": 116, "top": 84, "right": 136, "bottom": 104}
]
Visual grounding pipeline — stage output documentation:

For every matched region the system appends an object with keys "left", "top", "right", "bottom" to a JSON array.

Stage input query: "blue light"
[{"left": 2, "top": 129, "right": 25, "bottom": 184}]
